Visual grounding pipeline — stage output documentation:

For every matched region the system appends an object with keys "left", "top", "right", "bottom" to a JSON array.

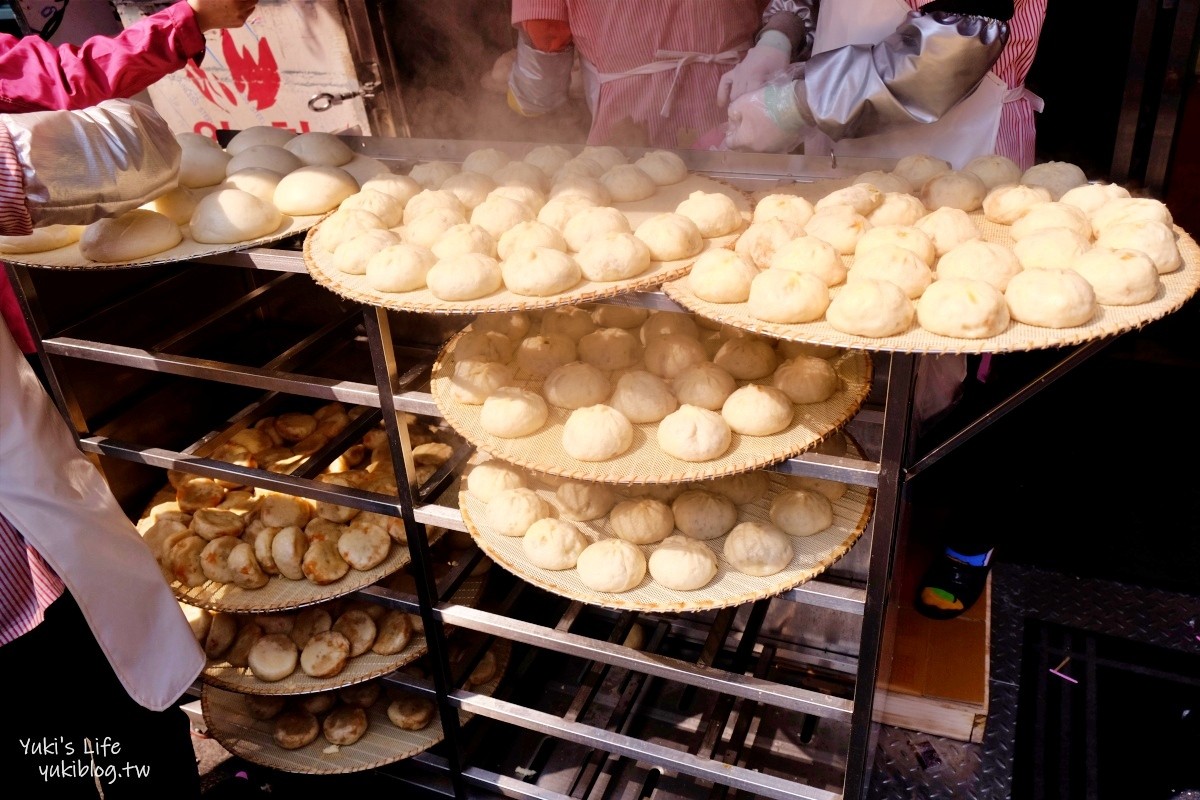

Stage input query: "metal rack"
[{"left": 7, "top": 140, "right": 1110, "bottom": 800}]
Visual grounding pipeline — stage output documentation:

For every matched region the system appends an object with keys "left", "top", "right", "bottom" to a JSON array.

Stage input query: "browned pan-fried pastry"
[
  {"left": 204, "top": 612, "right": 238, "bottom": 660},
  {"left": 331, "top": 610, "right": 377, "bottom": 657},
  {"left": 387, "top": 694, "right": 434, "bottom": 730},
  {"left": 322, "top": 705, "right": 368, "bottom": 746},
  {"left": 336, "top": 524, "right": 390, "bottom": 571},
  {"left": 225, "top": 622, "right": 264, "bottom": 668},
  {"left": 273, "top": 710, "right": 319, "bottom": 750},
  {"left": 177, "top": 476, "right": 225, "bottom": 513},
  {"left": 227, "top": 542, "right": 269, "bottom": 589},
  {"left": 371, "top": 610, "right": 413, "bottom": 656},
  {"left": 298, "top": 692, "right": 336, "bottom": 715},
  {"left": 302, "top": 540, "right": 350, "bottom": 585},
  {"left": 190, "top": 508, "right": 245, "bottom": 541},
  {"left": 199, "top": 536, "right": 242, "bottom": 584},
  {"left": 289, "top": 607, "right": 332, "bottom": 649},
  {"left": 247, "top": 633, "right": 299, "bottom": 682},
  {"left": 243, "top": 694, "right": 286, "bottom": 720},
  {"left": 300, "top": 630, "right": 351, "bottom": 678},
  {"left": 274, "top": 412, "right": 317, "bottom": 443},
  {"left": 338, "top": 681, "right": 380, "bottom": 709},
  {"left": 270, "top": 526, "right": 308, "bottom": 581}
]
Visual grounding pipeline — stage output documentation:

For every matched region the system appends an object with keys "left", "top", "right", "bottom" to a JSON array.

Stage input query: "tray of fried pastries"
[
  {"left": 137, "top": 402, "right": 460, "bottom": 613},
  {"left": 201, "top": 638, "right": 510, "bottom": 775},
  {"left": 0, "top": 126, "right": 396, "bottom": 270},
  {"left": 456, "top": 430, "right": 873, "bottom": 613},
  {"left": 429, "top": 307, "right": 872, "bottom": 485},
  {"left": 662, "top": 156, "right": 1200, "bottom": 354},
  {"left": 303, "top": 145, "right": 750, "bottom": 315},
  {"left": 194, "top": 552, "right": 488, "bottom": 696}
]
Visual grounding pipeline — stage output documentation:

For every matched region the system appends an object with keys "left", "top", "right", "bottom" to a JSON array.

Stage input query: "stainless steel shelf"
[{"left": 7, "top": 146, "right": 941, "bottom": 800}]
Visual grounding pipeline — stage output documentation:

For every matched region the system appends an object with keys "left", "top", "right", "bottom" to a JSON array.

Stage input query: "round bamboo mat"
[
  {"left": 201, "top": 640, "right": 510, "bottom": 775},
  {"left": 303, "top": 174, "right": 749, "bottom": 315},
  {"left": 171, "top": 542, "right": 416, "bottom": 614},
  {"left": 431, "top": 327, "right": 872, "bottom": 485},
  {"left": 201, "top": 576, "right": 487, "bottom": 696},
  {"left": 1, "top": 212, "right": 319, "bottom": 270},
  {"left": 663, "top": 216, "right": 1200, "bottom": 354},
  {"left": 457, "top": 447, "right": 873, "bottom": 612}
]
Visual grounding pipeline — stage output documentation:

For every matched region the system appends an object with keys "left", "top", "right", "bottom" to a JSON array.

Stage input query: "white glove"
[
  {"left": 717, "top": 31, "right": 793, "bottom": 107},
  {"left": 1, "top": 99, "right": 180, "bottom": 228},
  {"left": 723, "top": 79, "right": 809, "bottom": 153}
]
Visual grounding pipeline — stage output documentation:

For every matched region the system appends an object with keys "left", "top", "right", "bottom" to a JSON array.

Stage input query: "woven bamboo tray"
[
  {"left": 430, "top": 326, "right": 872, "bottom": 485},
  {"left": 456, "top": 446, "right": 873, "bottom": 613},
  {"left": 201, "top": 575, "right": 487, "bottom": 696},
  {"left": 1, "top": 210, "right": 319, "bottom": 270},
  {"left": 201, "top": 640, "right": 510, "bottom": 775},
  {"left": 663, "top": 215, "right": 1200, "bottom": 354},
  {"left": 169, "top": 540, "right": 418, "bottom": 614},
  {"left": 303, "top": 174, "right": 748, "bottom": 315}
]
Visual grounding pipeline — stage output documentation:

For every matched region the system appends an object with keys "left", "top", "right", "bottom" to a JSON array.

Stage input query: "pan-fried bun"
[
  {"left": 321, "top": 705, "right": 367, "bottom": 753},
  {"left": 290, "top": 607, "right": 333, "bottom": 649},
  {"left": 227, "top": 542, "right": 269, "bottom": 589},
  {"left": 273, "top": 711, "right": 319, "bottom": 750},
  {"left": 331, "top": 609, "right": 377, "bottom": 657},
  {"left": 299, "top": 630, "right": 351, "bottom": 678},
  {"left": 204, "top": 612, "right": 238, "bottom": 659},
  {"left": 247, "top": 633, "right": 299, "bottom": 682},
  {"left": 387, "top": 694, "right": 435, "bottom": 730},
  {"left": 298, "top": 692, "right": 336, "bottom": 715},
  {"left": 338, "top": 681, "right": 381, "bottom": 709},
  {"left": 190, "top": 508, "right": 245, "bottom": 541},
  {"left": 199, "top": 536, "right": 242, "bottom": 584},
  {"left": 302, "top": 539, "right": 350, "bottom": 585},
  {"left": 336, "top": 524, "right": 391, "bottom": 571},
  {"left": 164, "top": 532, "right": 206, "bottom": 587},
  {"left": 270, "top": 526, "right": 308, "bottom": 580},
  {"left": 371, "top": 610, "right": 414, "bottom": 655},
  {"left": 225, "top": 622, "right": 263, "bottom": 668},
  {"left": 243, "top": 694, "right": 287, "bottom": 720}
]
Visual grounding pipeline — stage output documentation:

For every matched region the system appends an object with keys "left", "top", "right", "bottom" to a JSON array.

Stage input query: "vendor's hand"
[
  {"left": 188, "top": 0, "right": 258, "bottom": 32},
  {"left": 723, "top": 81, "right": 808, "bottom": 153},
  {"left": 717, "top": 32, "right": 792, "bottom": 107}
]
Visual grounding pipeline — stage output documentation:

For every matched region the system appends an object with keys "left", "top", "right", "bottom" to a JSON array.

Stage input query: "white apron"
[
  {"left": 580, "top": 45, "right": 749, "bottom": 120},
  {"left": 804, "top": 0, "right": 1008, "bottom": 168},
  {"left": 0, "top": 324, "right": 204, "bottom": 711}
]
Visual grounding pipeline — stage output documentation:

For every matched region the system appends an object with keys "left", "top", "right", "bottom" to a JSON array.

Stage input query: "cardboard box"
[{"left": 874, "top": 546, "right": 992, "bottom": 743}]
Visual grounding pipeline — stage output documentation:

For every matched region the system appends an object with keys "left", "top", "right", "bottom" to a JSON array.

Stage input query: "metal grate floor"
[{"left": 870, "top": 562, "right": 1200, "bottom": 800}]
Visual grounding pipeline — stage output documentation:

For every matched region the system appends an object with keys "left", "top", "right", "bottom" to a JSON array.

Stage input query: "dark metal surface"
[{"left": 869, "top": 562, "right": 1200, "bottom": 800}]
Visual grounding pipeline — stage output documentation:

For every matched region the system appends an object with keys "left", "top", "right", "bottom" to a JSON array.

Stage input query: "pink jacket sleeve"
[
  {"left": 512, "top": 0, "right": 569, "bottom": 24},
  {"left": 0, "top": 1, "right": 206, "bottom": 113}
]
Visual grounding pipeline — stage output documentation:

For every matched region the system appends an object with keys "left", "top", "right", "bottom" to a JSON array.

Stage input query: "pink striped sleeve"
[
  {"left": 0, "top": 124, "right": 32, "bottom": 237},
  {"left": 512, "top": 0, "right": 569, "bottom": 24},
  {"left": 0, "top": 511, "right": 65, "bottom": 646}
]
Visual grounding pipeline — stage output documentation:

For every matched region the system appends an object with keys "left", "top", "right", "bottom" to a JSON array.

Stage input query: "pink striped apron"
[{"left": 520, "top": 1, "right": 766, "bottom": 148}]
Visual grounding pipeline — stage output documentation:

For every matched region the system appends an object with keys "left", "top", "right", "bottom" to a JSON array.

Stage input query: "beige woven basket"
[
  {"left": 454, "top": 440, "right": 873, "bottom": 613},
  {"left": 663, "top": 215, "right": 1200, "bottom": 354},
  {"left": 303, "top": 174, "right": 748, "bottom": 315},
  {"left": 201, "top": 640, "right": 510, "bottom": 775},
  {"left": 201, "top": 575, "right": 487, "bottom": 696},
  {"left": 2, "top": 211, "right": 321, "bottom": 270},
  {"left": 431, "top": 325, "right": 873, "bottom": 485}
]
